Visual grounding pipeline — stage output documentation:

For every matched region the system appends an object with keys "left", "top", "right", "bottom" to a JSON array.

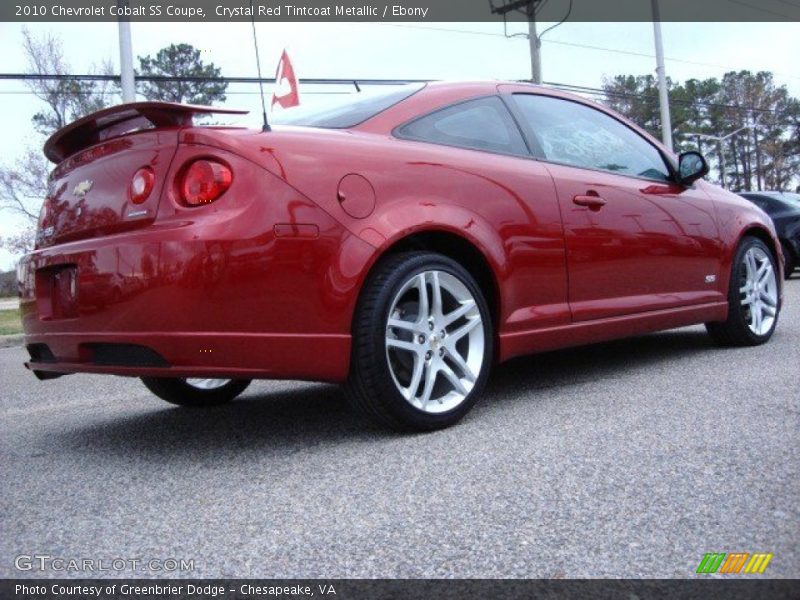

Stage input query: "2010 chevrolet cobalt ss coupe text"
[{"left": 18, "top": 82, "right": 783, "bottom": 431}]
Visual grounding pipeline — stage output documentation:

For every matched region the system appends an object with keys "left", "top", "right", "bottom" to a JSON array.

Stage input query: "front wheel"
[
  {"left": 141, "top": 377, "right": 251, "bottom": 407},
  {"left": 346, "top": 252, "right": 493, "bottom": 431},
  {"left": 706, "top": 236, "right": 780, "bottom": 346}
]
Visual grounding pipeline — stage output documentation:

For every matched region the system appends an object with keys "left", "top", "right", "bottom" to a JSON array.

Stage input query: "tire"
[
  {"left": 781, "top": 240, "right": 796, "bottom": 279},
  {"left": 346, "top": 251, "right": 493, "bottom": 431},
  {"left": 706, "top": 236, "right": 780, "bottom": 346},
  {"left": 141, "top": 377, "right": 251, "bottom": 407}
]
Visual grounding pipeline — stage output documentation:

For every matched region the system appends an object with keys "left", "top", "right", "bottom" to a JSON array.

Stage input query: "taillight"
[
  {"left": 130, "top": 167, "right": 155, "bottom": 204},
  {"left": 179, "top": 159, "right": 232, "bottom": 206}
]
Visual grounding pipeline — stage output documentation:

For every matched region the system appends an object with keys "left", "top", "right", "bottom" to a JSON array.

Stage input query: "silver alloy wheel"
[
  {"left": 184, "top": 378, "right": 231, "bottom": 390},
  {"left": 739, "top": 246, "right": 778, "bottom": 336},
  {"left": 385, "top": 270, "right": 484, "bottom": 413}
]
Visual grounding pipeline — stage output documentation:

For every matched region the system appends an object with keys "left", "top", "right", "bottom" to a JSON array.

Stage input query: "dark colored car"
[
  {"left": 18, "top": 82, "right": 784, "bottom": 431},
  {"left": 740, "top": 191, "right": 800, "bottom": 278}
]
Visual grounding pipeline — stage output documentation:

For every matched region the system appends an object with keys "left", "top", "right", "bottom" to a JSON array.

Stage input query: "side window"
[
  {"left": 396, "top": 96, "right": 528, "bottom": 156},
  {"left": 760, "top": 197, "right": 779, "bottom": 213},
  {"left": 512, "top": 94, "right": 672, "bottom": 181}
]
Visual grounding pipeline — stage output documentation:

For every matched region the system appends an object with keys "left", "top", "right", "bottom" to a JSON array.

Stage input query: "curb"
[{"left": 0, "top": 334, "right": 24, "bottom": 349}]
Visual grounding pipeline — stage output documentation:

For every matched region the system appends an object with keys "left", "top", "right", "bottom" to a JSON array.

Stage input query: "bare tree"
[
  {"left": 0, "top": 148, "right": 49, "bottom": 221},
  {"left": 22, "top": 28, "right": 114, "bottom": 135},
  {"left": 0, "top": 29, "right": 112, "bottom": 259},
  {"left": 0, "top": 224, "right": 38, "bottom": 257}
]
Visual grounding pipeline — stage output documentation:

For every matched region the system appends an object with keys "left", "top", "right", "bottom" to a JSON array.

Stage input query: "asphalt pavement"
[{"left": 2, "top": 278, "right": 798, "bottom": 579}]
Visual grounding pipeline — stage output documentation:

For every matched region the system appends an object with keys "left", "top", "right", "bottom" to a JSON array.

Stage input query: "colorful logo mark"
[{"left": 696, "top": 552, "right": 773, "bottom": 574}]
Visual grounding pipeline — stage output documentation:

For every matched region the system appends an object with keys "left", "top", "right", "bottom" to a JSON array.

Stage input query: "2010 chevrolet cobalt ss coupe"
[{"left": 18, "top": 82, "right": 783, "bottom": 431}]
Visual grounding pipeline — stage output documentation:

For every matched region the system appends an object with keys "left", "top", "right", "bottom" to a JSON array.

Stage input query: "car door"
[
  {"left": 392, "top": 94, "right": 572, "bottom": 333},
  {"left": 507, "top": 91, "right": 723, "bottom": 322}
]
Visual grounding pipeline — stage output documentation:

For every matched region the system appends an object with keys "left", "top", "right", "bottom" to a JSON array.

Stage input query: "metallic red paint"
[{"left": 19, "top": 82, "right": 782, "bottom": 382}]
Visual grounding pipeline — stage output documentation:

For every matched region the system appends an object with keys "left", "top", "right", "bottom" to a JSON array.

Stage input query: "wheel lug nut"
[
  {"left": 425, "top": 351, "right": 432, "bottom": 360},
  {"left": 428, "top": 322, "right": 434, "bottom": 331},
  {"left": 439, "top": 330, "right": 445, "bottom": 337},
  {"left": 439, "top": 348, "right": 444, "bottom": 356},
  {"left": 418, "top": 334, "right": 425, "bottom": 343}
]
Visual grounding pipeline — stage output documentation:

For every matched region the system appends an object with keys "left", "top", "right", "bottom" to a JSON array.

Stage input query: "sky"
[{"left": 1, "top": 20, "right": 799, "bottom": 270}]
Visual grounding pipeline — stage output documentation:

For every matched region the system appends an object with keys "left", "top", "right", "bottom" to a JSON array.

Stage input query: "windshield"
[
  {"left": 758, "top": 192, "right": 800, "bottom": 211},
  {"left": 270, "top": 83, "right": 425, "bottom": 128},
  {"left": 776, "top": 192, "right": 800, "bottom": 207}
]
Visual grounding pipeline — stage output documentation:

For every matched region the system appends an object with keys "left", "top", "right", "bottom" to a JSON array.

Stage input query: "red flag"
[{"left": 271, "top": 50, "right": 299, "bottom": 109}]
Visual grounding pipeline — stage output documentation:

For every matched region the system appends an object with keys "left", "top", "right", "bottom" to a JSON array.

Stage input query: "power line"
[
  {"left": 545, "top": 81, "right": 784, "bottom": 115},
  {"left": 0, "top": 73, "right": 430, "bottom": 85},
  {"left": 379, "top": 23, "right": 800, "bottom": 81},
  {"left": 0, "top": 89, "right": 353, "bottom": 96},
  {"left": 0, "top": 73, "right": 787, "bottom": 116},
  {"left": 539, "top": 0, "right": 572, "bottom": 38}
]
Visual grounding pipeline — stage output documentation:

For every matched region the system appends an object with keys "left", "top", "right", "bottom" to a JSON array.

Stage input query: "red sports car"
[{"left": 18, "top": 82, "right": 783, "bottom": 430}]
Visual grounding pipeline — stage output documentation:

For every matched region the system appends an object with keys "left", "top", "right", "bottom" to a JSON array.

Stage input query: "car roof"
[{"left": 354, "top": 80, "right": 673, "bottom": 158}]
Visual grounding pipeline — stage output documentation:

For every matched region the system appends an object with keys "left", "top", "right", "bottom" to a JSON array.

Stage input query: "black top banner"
[{"left": 2, "top": 0, "right": 800, "bottom": 22}]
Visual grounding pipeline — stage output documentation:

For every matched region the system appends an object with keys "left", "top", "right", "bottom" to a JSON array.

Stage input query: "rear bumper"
[
  {"left": 18, "top": 177, "right": 376, "bottom": 383},
  {"left": 22, "top": 331, "right": 350, "bottom": 382}
]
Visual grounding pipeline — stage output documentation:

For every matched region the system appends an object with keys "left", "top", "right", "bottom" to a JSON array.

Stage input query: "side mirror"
[{"left": 677, "top": 151, "right": 709, "bottom": 186}]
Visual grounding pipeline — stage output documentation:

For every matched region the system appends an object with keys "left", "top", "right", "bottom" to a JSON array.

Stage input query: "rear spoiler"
[{"left": 44, "top": 101, "right": 249, "bottom": 163}]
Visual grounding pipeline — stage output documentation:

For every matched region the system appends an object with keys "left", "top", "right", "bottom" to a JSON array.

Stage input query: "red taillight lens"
[
  {"left": 130, "top": 166, "right": 155, "bottom": 204},
  {"left": 180, "top": 159, "right": 232, "bottom": 206}
]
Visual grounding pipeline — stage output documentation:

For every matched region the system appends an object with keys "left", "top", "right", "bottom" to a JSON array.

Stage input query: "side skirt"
[{"left": 498, "top": 301, "right": 728, "bottom": 363}]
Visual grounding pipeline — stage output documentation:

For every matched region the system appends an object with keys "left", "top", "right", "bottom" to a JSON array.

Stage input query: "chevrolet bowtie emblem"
[{"left": 73, "top": 180, "right": 93, "bottom": 198}]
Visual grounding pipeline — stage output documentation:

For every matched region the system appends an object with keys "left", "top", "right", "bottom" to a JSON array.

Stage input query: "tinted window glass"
[
  {"left": 271, "top": 84, "right": 424, "bottom": 128},
  {"left": 781, "top": 192, "right": 800, "bottom": 206},
  {"left": 760, "top": 192, "right": 800, "bottom": 211},
  {"left": 746, "top": 196, "right": 770, "bottom": 211},
  {"left": 513, "top": 94, "right": 671, "bottom": 181},
  {"left": 761, "top": 197, "right": 782, "bottom": 212},
  {"left": 396, "top": 96, "right": 528, "bottom": 156}
]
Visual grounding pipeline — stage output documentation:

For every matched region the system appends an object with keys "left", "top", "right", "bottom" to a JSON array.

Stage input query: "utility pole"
[
  {"left": 750, "top": 112, "right": 764, "bottom": 191},
  {"left": 527, "top": 2, "right": 542, "bottom": 84},
  {"left": 490, "top": 0, "right": 544, "bottom": 84},
  {"left": 717, "top": 139, "right": 726, "bottom": 189},
  {"left": 651, "top": 0, "right": 673, "bottom": 150},
  {"left": 117, "top": 0, "right": 135, "bottom": 102}
]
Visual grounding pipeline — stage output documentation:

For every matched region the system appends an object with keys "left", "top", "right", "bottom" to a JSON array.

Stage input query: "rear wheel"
[
  {"left": 706, "top": 237, "right": 780, "bottom": 346},
  {"left": 141, "top": 377, "right": 251, "bottom": 407},
  {"left": 346, "top": 252, "right": 493, "bottom": 431}
]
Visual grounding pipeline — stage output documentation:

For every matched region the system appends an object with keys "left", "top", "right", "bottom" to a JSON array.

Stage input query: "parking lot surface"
[{"left": 2, "top": 279, "right": 798, "bottom": 578}]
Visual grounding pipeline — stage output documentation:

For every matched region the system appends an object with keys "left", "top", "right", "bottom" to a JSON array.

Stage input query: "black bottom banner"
[{"left": 2, "top": 579, "right": 800, "bottom": 600}]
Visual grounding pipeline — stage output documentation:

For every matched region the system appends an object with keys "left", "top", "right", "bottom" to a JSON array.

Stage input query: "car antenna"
[{"left": 249, "top": 0, "right": 271, "bottom": 132}]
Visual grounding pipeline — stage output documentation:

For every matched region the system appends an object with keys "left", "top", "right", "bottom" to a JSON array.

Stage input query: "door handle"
[{"left": 573, "top": 194, "right": 607, "bottom": 211}]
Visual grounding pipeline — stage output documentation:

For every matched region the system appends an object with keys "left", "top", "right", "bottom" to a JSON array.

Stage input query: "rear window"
[
  {"left": 271, "top": 84, "right": 425, "bottom": 128},
  {"left": 395, "top": 96, "right": 529, "bottom": 156}
]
